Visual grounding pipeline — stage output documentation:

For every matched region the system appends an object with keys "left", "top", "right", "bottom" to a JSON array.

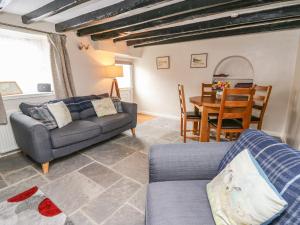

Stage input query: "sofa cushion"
[
  {"left": 218, "top": 129, "right": 300, "bottom": 225},
  {"left": 147, "top": 180, "right": 215, "bottom": 225},
  {"left": 50, "top": 120, "right": 101, "bottom": 148},
  {"left": 86, "top": 113, "right": 132, "bottom": 133}
]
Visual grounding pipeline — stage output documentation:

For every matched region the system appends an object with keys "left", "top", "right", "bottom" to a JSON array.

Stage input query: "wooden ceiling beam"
[
  {"left": 55, "top": 0, "right": 166, "bottom": 32},
  {"left": 124, "top": 4, "right": 300, "bottom": 45},
  {"left": 132, "top": 18, "right": 300, "bottom": 48},
  {"left": 115, "top": 4, "right": 300, "bottom": 43},
  {"left": 89, "top": 0, "right": 288, "bottom": 40},
  {"left": 22, "top": 0, "right": 92, "bottom": 24},
  {"left": 84, "top": 0, "right": 245, "bottom": 37}
]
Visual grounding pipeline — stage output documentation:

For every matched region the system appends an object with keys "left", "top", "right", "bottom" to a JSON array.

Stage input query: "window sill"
[{"left": 3, "top": 92, "right": 55, "bottom": 101}]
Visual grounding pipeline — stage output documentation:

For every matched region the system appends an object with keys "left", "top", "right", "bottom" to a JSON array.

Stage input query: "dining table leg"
[
  {"left": 200, "top": 106, "right": 210, "bottom": 142},
  {"left": 193, "top": 106, "right": 199, "bottom": 135}
]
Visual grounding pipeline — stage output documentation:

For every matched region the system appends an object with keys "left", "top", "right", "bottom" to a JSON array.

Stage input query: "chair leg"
[
  {"left": 42, "top": 162, "right": 49, "bottom": 174},
  {"left": 183, "top": 119, "right": 187, "bottom": 143},
  {"left": 131, "top": 128, "right": 136, "bottom": 136},
  {"left": 180, "top": 117, "right": 183, "bottom": 136},
  {"left": 216, "top": 130, "right": 221, "bottom": 142},
  {"left": 257, "top": 122, "right": 263, "bottom": 130}
]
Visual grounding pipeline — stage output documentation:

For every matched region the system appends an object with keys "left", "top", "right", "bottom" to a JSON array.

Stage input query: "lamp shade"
[{"left": 102, "top": 65, "right": 124, "bottom": 78}]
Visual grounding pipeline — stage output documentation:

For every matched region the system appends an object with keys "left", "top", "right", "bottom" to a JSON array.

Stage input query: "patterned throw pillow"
[
  {"left": 92, "top": 98, "right": 117, "bottom": 117},
  {"left": 47, "top": 101, "right": 72, "bottom": 128},
  {"left": 207, "top": 149, "right": 287, "bottom": 225},
  {"left": 28, "top": 105, "right": 58, "bottom": 130},
  {"left": 218, "top": 129, "right": 300, "bottom": 225},
  {"left": 111, "top": 97, "right": 123, "bottom": 113}
]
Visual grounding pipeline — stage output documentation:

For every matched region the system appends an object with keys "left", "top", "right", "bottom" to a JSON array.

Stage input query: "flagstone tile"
[
  {"left": 113, "top": 152, "right": 149, "bottom": 184},
  {"left": 0, "top": 152, "right": 32, "bottom": 175},
  {"left": 129, "top": 185, "right": 147, "bottom": 212},
  {"left": 79, "top": 162, "right": 122, "bottom": 188},
  {"left": 70, "top": 211, "right": 95, "bottom": 225},
  {"left": 83, "top": 142, "right": 135, "bottom": 166},
  {"left": 0, "top": 175, "right": 7, "bottom": 190},
  {"left": 103, "top": 204, "right": 144, "bottom": 225},
  {"left": 34, "top": 153, "right": 92, "bottom": 180},
  {"left": 4, "top": 166, "right": 37, "bottom": 185},
  {"left": 41, "top": 172, "right": 103, "bottom": 215},
  {"left": 83, "top": 178, "right": 140, "bottom": 224}
]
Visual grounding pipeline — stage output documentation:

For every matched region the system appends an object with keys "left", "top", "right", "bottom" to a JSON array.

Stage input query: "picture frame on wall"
[
  {"left": 190, "top": 53, "right": 208, "bottom": 68},
  {"left": 156, "top": 56, "right": 170, "bottom": 69}
]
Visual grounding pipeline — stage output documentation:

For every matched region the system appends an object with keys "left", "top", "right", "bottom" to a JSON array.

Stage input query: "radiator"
[{"left": 0, "top": 110, "right": 18, "bottom": 153}]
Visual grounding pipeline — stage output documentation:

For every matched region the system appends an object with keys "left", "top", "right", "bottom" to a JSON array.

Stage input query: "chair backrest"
[
  {"left": 253, "top": 85, "right": 272, "bottom": 120},
  {"left": 201, "top": 83, "right": 215, "bottom": 97},
  {"left": 218, "top": 88, "right": 255, "bottom": 129},
  {"left": 178, "top": 84, "right": 187, "bottom": 116}
]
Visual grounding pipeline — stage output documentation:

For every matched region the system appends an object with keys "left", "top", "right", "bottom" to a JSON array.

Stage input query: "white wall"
[
  {"left": 134, "top": 30, "right": 300, "bottom": 137},
  {"left": 284, "top": 37, "right": 300, "bottom": 149}
]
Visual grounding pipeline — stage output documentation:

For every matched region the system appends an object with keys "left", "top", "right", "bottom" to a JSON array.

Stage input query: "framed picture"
[
  {"left": 190, "top": 53, "right": 208, "bottom": 68},
  {"left": 156, "top": 56, "right": 170, "bottom": 69},
  {"left": 0, "top": 81, "right": 23, "bottom": 96}
]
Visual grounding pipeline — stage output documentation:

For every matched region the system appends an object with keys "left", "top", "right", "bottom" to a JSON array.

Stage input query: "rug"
[{"left": 0, "top": 186, "right": 73, "bottom": 225}]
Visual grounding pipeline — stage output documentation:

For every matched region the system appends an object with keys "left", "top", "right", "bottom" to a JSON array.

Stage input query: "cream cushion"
[
  {"left": 207, "top": 149, "right": 287, "bottom": 225},
  {"left": 46, "top": 101, "right": 72, "bottom": 128},
  {"left": 92, "top": 98, "right": 117, "bottom": 117}
]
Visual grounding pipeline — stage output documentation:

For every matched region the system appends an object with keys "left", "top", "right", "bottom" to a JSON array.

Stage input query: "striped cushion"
[
  {"left": 49, "top": 94, "right": 109, "bottom": 113},
  {"left": 218, "top": 129, "right": 300, "bottom": 225}
]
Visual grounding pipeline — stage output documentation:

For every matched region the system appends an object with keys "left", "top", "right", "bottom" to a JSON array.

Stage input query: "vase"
[{"left": 216, "top": 90, "right": 223, "bottom": 100}]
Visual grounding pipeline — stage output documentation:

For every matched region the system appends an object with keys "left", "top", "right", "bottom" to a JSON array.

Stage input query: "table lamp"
[{"left": 102, "top": 65, "right": 124, "bottom": 99}]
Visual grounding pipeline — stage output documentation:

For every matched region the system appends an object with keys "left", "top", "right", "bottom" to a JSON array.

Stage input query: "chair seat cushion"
[
  {"left": 50, "top": 120, "right": 101, "bottom": 148},
  {"left": 186, "top": 111, "right": 201, "bottom": 119},
  {"left": 209, "top": 118, "right": 243, "bottom": 129},
  {"left": 146, "top": 180, "right": 215, "bottom": 225},
  {"left": 251, "top": 115, "right": 260, "bottom": 122},
  {"left": 86, "top": 113, "right": 132, "bottom": 133}
]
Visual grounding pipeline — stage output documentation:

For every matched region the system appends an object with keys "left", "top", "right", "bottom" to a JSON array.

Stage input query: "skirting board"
[{"left": 139, "top": 110, "right": 284, "bottom": 140}]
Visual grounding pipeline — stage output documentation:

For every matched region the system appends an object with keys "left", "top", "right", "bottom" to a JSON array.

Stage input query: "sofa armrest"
[
  {"left": 149, "top": 142, "right": 233, "bottom": 183},
  {"left": 122, "top": 102, "right": 137, "bottom": 128},
  {"left": 10, "top": 112, "right": 53, "bottom": 164}
]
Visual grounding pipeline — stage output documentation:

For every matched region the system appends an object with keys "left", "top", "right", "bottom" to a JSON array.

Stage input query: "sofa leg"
[
  {"left": 131, "top": 128, "right": 136, "bottom": 136},
  {"left": 42, "top": 162, "right": 49, "bottom": 174}
]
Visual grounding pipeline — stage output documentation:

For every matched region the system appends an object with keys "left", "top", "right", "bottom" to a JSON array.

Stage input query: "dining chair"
[
  {"left": 251, "top": 85, "right": 272, "bottom": 130},
  {"left": 201, "top": 83, "right": 215, "bottom": 97},
  {"left": 208, "top": 88, "right": 255, "bottom": 142},
  {"left": 178, "top": 84, "right": 202, "bottom": 143}
]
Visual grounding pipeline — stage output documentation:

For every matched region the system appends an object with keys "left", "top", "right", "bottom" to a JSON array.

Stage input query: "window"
[
  {"left": 0, "top": 28, "right": 53, "bottom": 95},
  {"left": 116, "top": 64, "right": 132, "bottom": 89}
]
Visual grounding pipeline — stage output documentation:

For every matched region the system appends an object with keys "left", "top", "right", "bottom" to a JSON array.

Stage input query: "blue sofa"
[{"left": 147, "top": 129, "right": 300, "bottom": 225}]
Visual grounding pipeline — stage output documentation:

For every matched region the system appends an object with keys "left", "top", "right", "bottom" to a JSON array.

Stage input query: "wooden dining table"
[
  {"left": 190, "top": 95, "right": 250, "bottom": 142},
  {"left": 190, "top": 96, "right": 221, "bottom": 142}
]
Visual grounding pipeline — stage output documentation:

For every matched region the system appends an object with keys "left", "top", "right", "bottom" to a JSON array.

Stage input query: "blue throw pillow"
[{"left": 218, "top": 129, "right": 300, "bottom": 225}]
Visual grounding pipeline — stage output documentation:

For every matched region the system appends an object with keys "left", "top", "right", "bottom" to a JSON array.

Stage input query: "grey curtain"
[
  {"left": 0, "top": 93, "right": 7, "bottom": 125},
  {"left": 48, "top": 34, "right": 76, "bottom": 99}
]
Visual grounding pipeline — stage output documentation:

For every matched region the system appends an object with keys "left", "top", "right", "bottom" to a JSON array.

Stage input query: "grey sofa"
[
  {"left": 10, "top": 101, "right": 137, "bottom": 174},
  {"left": 147, "top": 142, "right": 233, "bottom": 225},
  {"left": 147, "top": 129, "right": 300, "bottom": 225}
]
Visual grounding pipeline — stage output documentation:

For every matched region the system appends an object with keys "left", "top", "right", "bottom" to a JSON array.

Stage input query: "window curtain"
[
  {"left": 48, "top": 34, "right": 75, "bottom": 99},
  {"left": 0, "top": 93, "right": 7, "bottom": 125}
]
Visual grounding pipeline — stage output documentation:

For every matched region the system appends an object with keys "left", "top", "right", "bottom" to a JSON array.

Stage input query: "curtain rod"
[{"left": 0, "top": 22, "right": 66, "bottom": 36}]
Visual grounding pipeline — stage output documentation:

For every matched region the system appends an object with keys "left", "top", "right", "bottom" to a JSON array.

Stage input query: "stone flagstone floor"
[{"left": 0, "top": 117, "right": 191, "bottom": 225}]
